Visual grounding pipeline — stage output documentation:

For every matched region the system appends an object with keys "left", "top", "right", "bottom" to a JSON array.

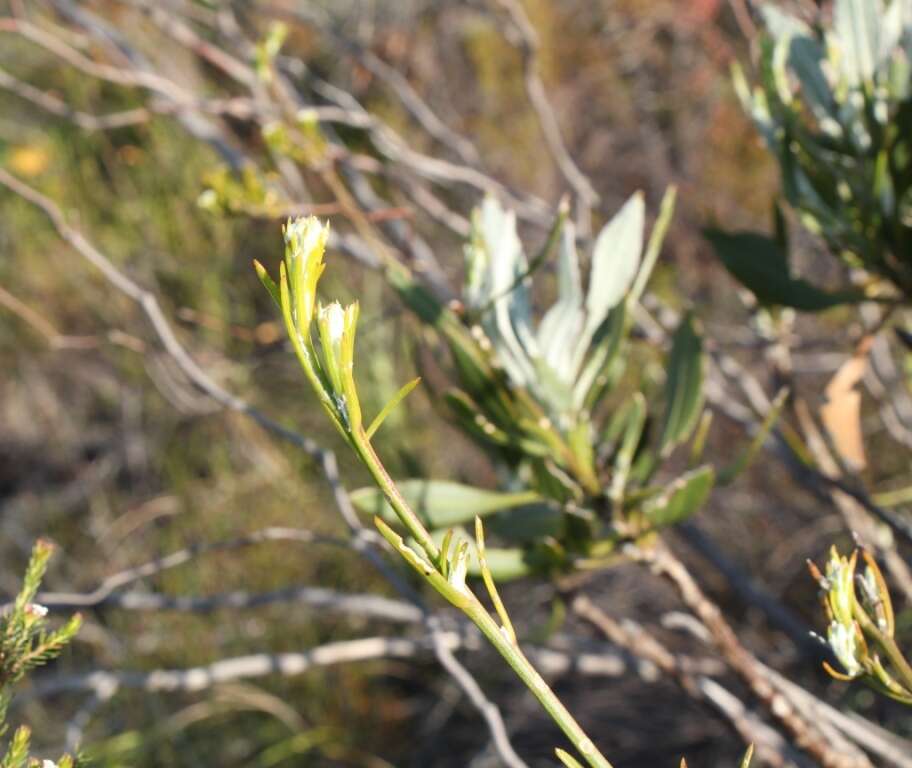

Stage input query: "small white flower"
[
  {"left": 284, "top": 216, "right": 324, "bottom": 261},
  {"left": 827, "top": 621, "right": 862, "bottom": 677},
  {"left": 322, "top": 302, "right": 345, "bottom": 346},
  {"left": 27, "top": 603, "right": 48, "bottom": 618},
  {"left": 42, "top": 760, "right": 59, "bottom": 768}
]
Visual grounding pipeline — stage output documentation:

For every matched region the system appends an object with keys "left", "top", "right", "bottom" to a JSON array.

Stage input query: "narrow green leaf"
[
  {"left": 444, "top": 389, "right": 512, "bottom": 448},
  {"left": 447, "top": 340, "right": 516, "bottom": 426},
  {"left": 556, "top": 748, "right": 586, "bottom": 768},
  {"left": 740, "top": 744, "right": 755, "bottom": 768},
  {"left": 630, "top": 185, "right": 676, "bottom": 304},
  {"left": 365, "top": 377, "right": 421, "bottom": 440},
  {"left": 601, "top": 397, "right": 632, "bottom": 451},
  {"left": 642, "top": 465, "right": 715, "bottom": 529},
  {"left": 718, "top": 388, "right": 788, "bottom": 485},
  {"left": 439, "top": 528, "right": 455, "bottom": 577},
  {"left": 374, "top": 517, "right": 470, "bottom": 608},
  {"left": 688, "top": 409, "right": 713, "bottom": 467},
  {"left": 475, "top": 516, "right": 517, "bottom": 644},
  {"left": 426, "top": 527, "right": 539, "bottom": 580},
  {"left": 528, "top": 457, "right": 584, "bottom": 504},
  {"left": 786, "top": 31, "right": 838, "bottom": 129},
  {"left": 574, "top": 302, "right": 626, "bottom": 410},
  {"left": 873, "top": 483, "right": 912, "bottom": 507},
  {"left": 350, "top": 480, "right": 543, "bottom": 529},
  {"left": 609, "top": 393, "right": 646, "bottom": 505},
  {"left": 4, "top": 725, "right": 31, "bottom": 768},
  {"left": 705, "top": 230, "right": 862, "bottom": 310},
  {"left": 486, "top": 503, "right": 563, "bottom": 543},
  {"left": 881, "top": 0, "right": 910, "bottom": 63},
  {"left": 659, "top": 313, "right": 704, "bottom": 457},
  {"left": 253, "top": 260, "right": 281, "bottom": 308}
]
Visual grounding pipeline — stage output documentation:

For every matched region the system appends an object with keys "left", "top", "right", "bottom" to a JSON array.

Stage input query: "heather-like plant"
[
  {"left": 1, "top": 541, "right": 82, "bottom": 768},
  {"left": 709, "top": 0, "right": 912, "bottom": 307}
]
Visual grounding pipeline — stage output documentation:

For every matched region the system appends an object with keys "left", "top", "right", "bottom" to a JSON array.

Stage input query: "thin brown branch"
[
  {"left": 632, "top": 541, "right": 872, "bottom": 768},
  {"left": 0, "top": 284, "right": 98, "bottom": 350},
  {"left": 573, "top": 594, "right": 806, "bottom": 768},
  {"left": 489, "top": 0, "right": 599, "bottom": 235}
]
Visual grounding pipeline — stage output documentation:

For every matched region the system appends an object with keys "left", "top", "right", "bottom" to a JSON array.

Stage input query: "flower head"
[
  {"left": 283, "top": 216, "right": 328, "bottom": 330},
  {"left": 258, "top": 218, "right": 363, "bottom": 438}
]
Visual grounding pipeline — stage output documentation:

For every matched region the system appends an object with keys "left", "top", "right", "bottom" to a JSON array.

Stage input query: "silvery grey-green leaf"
[
  {"left": 537, "top": 220, "right": 585, "bottom": 384},
  {"left": 833, "top": 0, "right": 881, "bottom": 86}
]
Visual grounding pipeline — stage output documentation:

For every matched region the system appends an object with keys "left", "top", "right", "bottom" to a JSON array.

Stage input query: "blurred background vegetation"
[{"left": 2, "top": 1, "right": 910, "bottom": 766}]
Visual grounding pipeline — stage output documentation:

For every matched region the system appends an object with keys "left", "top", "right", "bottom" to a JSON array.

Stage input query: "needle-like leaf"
[{"left": 366, "top": 377, "right": 421, "bottom": 440}]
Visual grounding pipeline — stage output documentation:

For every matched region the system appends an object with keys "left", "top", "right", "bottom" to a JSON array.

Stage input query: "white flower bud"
[
  {"left": 827, "top": 620, "right": 862, "bottom": 677},
  {"left": 322, "top": 302, "right": 345, "bottom": 347}
]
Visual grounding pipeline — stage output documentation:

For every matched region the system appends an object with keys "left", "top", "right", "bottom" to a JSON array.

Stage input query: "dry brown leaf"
[{"left": 820, "top": 337, "right": 872, "bottom": 471}]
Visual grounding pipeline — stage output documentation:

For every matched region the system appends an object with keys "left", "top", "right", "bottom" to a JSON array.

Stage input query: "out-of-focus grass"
[{"left": 0, "top": 38, "right": 425, "bottom": 764}]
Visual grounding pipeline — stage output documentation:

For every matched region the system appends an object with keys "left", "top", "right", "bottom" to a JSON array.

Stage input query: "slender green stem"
[
  {"left": 353, "top": 427, "right": 612, "bottom": 768},
  {"left": 353, "top": 429, "right": 440, "bottom": 562},
  {"left": 853, "top": 602, "right": 912, "bottom": 694},
  {"left": 268, "top": 215, "right": 613, "bottom": 767},
  {"left": 874, "top": 632, "right": 912, "bottom": 694},
  {"left": 464, "top": 601, "right": 614, "bottom": 768}
]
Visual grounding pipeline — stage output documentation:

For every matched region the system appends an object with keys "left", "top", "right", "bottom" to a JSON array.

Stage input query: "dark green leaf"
[
  {"left": 642, "top": 466, "right": 715, "bottom": 529},
  {"left": 575, "top": 303, "right": 627, "bottom": 410},
  {"left": 658, "top": 313, "right": 704, "bottom": 457},
  {"left": 705, "top": 230, "right": 862, "bottom": 310},
  {"left": 487, "top": 503, "right": 563, "bottom": 543},
  {"left": 609, "top": 393, "right": 647, "bottom": 504}
]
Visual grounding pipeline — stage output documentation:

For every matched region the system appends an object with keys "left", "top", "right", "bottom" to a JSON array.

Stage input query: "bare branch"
[
  {"left": 34, "top": 634, "right": 447, "bottom": 696},
  {"left": 0, "top": 167, "right": 327, "bottom": 458},
  {"left": 36, "top": 585, "right": 424, "bottom": 625},
  {"left": 489, "top": 0, "right": 599, "bottom": 234},
  {"left": 632, "top": 541, "right": 872, "bottom": 768},
  {"left": 573, "top": 594, "right": 809, "bottom": 768}
]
